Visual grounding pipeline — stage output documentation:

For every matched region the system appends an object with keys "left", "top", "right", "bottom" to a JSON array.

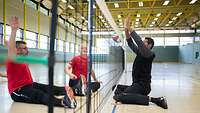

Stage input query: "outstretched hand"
[
  {"left": 124, "top": 14, "right": 132, "bottom": 32},
  {"left": 10, "top": 16, "right": 19, "bottom": 31}
]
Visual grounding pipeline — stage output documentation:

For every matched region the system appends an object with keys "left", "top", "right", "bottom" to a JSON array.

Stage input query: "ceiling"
[{"left": 36, "top": 0, "right": 200, "bottom": 31}]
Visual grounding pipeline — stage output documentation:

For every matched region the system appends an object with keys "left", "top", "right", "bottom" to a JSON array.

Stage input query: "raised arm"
[
  {"left": 8, "top": 17, "right": 19, "bottom": 59},
  {"left": 124, "top": 16, "right": 139, "bottom": 54}
]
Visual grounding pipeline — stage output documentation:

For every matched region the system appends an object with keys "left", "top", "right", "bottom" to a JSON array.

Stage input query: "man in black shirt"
[{"left": 113, "top": 16, "right": 168, "bottom": 109}]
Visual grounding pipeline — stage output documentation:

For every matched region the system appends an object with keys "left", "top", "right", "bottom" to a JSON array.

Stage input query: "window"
[
  {"left": 26, "top": 31, "right": 37, "bottom": 48},
  {"left": 75, "top": 44, "right": 79, "bottom": 53},
  {"left": 152, "top": 37, "right": 164, "bottom": 46},
  {"left": 165, "top": 37, "right": 179, "bottom": 46},
  {"left": 197, "top": 29, "right": 200, "bottom": 33},
  {"left": 70, "top": 43, "right": 75, "bottom": 52},
  {"left": 26, "top": 0, "right": 37, "bottom": 9},
  {"left": 96, "top": 38, "right": 109, "bottom": 54},
  {"left": 40, "top": 35, "right": 48, "bottom": 50},
  {"left": 3, "top": 25, "right": 21, "bottom": 44},
  {"left": 195, "top": 37, "right": 200, "bottom": 42},
  {"left": 40, "top": 7, "right": 48, "bottom": 16},
  {"left": 180, "top": 37, "right": 193, "bottom": 46},
  {"left": 26, "top": 40, "right": 36, "bottom": 48},
  {"left": 65, "top": 42, "right": 70, "bottom": 52},
  {"left": 57, "top": 40, "right": 64, "bottom": 52}
]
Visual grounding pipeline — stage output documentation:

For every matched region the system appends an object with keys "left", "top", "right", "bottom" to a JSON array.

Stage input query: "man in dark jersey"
[
  {"left": 6, "top": 16, "right": 76, "bottom": 108},
  {"left": 113, "top": 16, "right": 168, "bottom": 109}
]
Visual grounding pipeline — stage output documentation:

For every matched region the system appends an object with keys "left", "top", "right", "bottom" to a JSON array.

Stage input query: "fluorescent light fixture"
[
  {"left": 165, "top": 24, "right": 169, "bottom": 26},
  {"left": 119, "top": 23, "right": 123, "bottom": 25},
  {"left": 156, "top": 13, "right": 161, "bottom": 17},
  {"left": 163, "top": 0, "right": 170, "bottom": 6},
  {"left": 81, "top": 16, "right": 85, "bottom": 20},
  {"left": 104, "top": 23, "right": 108, "bottom": 26},
  {"left": 61, "top": 0, "right": 67, "bottom": 3},
  {"left": 189, "top": 0, "right": 198, "bottom": 4},
  {"left": 168, "top": 20, "right": 173, "bottom": 24},
  {"left": 119, "top": 19, "right": 122, "bottom": 22},
  {"left": 135, "top": 22, "right": 139, "bottom": 25},
  {"left": 135, "top": 25, "right": 138, "bottom": 27},
  {"left": 68, "top": 5, "right": 74, "bottom": 9},
  {"left": 120, "top": 26, "right": 123, "bottom": 28},
  {"left": 101, "top": 20, "right": 105, "bottom": 22},
  {"left": 172, "top": 17, "right": 178, "bottom": 20},
  {"left": 149, "top": 24, "right": 153, "bottom": 27},
  {"left": 137, "top": 14, "right": 141, "bottom": 17},
  {"left": 99, "top": 16, "right": 103, "bottom": 19},
  {"left": 154, "top": 18, "right": 158, "bottom": 21},
  {"left": 152, "top": 21, "right": 156, "bottom": 24},
  {"left": 118, "top": 15, "right": 122, "bottom": 18},
  {"left": 177, "top": 12, "right": 182, "bottom": 16},
  {"left": 139, "top": 2, "right": 143, "bottom": 7},
  {"left": 93, "top": 5, "right": 96, "bottom": 8},
  {"left": 114, "top": 3, "right": 119, "bottom": 8},
  {"left": 136, "top": 18, "right": 140, "bottom": 22}
]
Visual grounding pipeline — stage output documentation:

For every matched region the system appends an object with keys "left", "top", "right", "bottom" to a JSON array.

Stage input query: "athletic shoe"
[
  {"left": 155, "top": 97, "right": 168, "bottom": 109},
  {"left": 63, "top": 86, "right": 77, "bottom": 108}
]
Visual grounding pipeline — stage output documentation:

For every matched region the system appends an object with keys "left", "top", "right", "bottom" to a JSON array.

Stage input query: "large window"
[
  {"left": 96, "top": 38, "right": 109, "bottom": 54},
  {"left": 165, "top": 37, "right": 179, "bottom": 46},
  {"left": 40, "top": 35, "right": 48, "bottom": 50},
  {"left": 70, "top": 43, "right": 75, "bottom": 53},
  {"left": 180, "top": 37, "right": 193, "bottom": 46},
  {"left": 57, "top": 40, "right": 64, "bottom": 52},
  {"left": 152, "top": 37, "right": 164, "bottom": 46},
  {"left": 26, "top": 31, "right": 37, "bottom": 48},
  {"left": 65, "top": 42, "right": 70, "bottom": 52},
  {"left": 3, "top": 25, "right": 21, "bottom": 40}
]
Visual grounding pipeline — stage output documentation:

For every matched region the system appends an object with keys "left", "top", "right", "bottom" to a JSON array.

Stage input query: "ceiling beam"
[{"left": 144, "top": 0, "right": 157, "bottom": 27}]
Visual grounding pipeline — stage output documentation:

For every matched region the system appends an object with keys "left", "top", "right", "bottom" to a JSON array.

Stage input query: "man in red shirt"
[
  {"left": 65, "top": 44, "right": 101, "bottom": 95},
  {"left": 6, "top": 16, "right": 76, "bottom": 108}
]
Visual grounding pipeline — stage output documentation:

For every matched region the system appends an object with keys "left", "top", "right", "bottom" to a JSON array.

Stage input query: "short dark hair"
[
  {"left": 145, "top": 37, "right": 154, "bottom": 49},
  {"left": 16, "top": 41, "right": 26, "bottom": 48}
]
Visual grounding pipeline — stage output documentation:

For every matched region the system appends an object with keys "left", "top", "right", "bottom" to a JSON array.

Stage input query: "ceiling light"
[
  {"left": 137, "top": 14, "right": 141, "bottom": 17},
  {"left": 101, "top": 20, "right": 105, "bottom": 22},
  {"left": 165, "top": 24, "right": 169, "bottom": 26},
  {"left": 85, "top": 20, "right": 88, "bottom": 23},
  {"left": 136, "top": 18, "right": 140, "bottom": 22},
  {"left": 135, "top": 22, "right": 139, "bottom": 25},
  {"left": 81, "top": 16, "right": 85, "bottom": 20},
  {"left": 61, "top": 0, "right": 67, "bottom": 3},
  {"left": 139, "top": 2, "right": 144, "bottom": 7},
  {"left": 189, "top": 0, "right": 198, "bottom": 4},
  {"left": 135, "top": 25, "right": 138, "bottom": 27},
  {"left": 120, "top": 26, "right": 124, "bottom": 28},
  {"left": 177, "top": 12, "right": 182, "bottom": 16},
  {"left": 172, "top": 17, "right": 178, "bottom": 20},
  {"left": 93, "top": 5, "right": 96, "bottom": 8},
  {"left": 99, "top": 16, "right": 103, "bottom": 19},
  {"left": 119, "top": 19, "right": 122, "bottom": 22},
  {"left": 118, "top": 15, "right": 122, "bottom": 18},
  {"left": 152, "top": 21, "right": 156, "bottom": 24},
  {"left": 114, "top": 3, "right": 119, "bottom": 8},
  {"left": 149, "top": 24, "right": 153, "bottom": 27},
  {"left": 68, "top": 5, "right": 74, "bottom": 9},
  {"left": 119, "top": 23, "right": 123, "bottom": 25},
  {"left": 163, "top": 0, "right": 170, "bottom": 6},
  {"left": 168, "top": 20, "right": 173, "bottom": 24},
  {"left": 154, "top": 18, "right": 158, "bottom": 21},
  {"left": 104, "top": 23, "right": 108, "bottom": 26},
  {"left": 156, "top": 13, "right": 161, "bottom": 17}
]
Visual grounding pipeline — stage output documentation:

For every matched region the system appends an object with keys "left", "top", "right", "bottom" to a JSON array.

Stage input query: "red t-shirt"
[
  {"left": 69, "top": 55, "right": 88, "bottom": 79},
  {"left": 6, "top": 60, "right": 33, "bottom": 94}
]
